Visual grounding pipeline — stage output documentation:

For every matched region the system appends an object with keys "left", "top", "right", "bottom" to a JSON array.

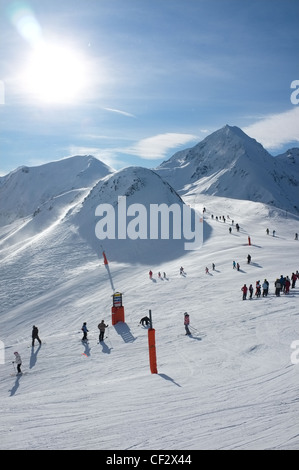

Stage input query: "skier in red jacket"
[
  {"left": 241, "top": 284, "right": 248, "bottom": 300},
  {"left": 184, "top": 312, "right": 191, "bottom": 335}
]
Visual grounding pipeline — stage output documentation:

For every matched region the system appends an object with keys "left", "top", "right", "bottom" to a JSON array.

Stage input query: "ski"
[{"left": 97, "top": 337, "right": 108, "bottom": 343}]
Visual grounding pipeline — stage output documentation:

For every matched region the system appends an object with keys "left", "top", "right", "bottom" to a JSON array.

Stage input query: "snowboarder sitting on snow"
[
  {"left": 140, "top": 316, "right": 151, "bottom": 326},
  {"left": 32, "top": 325, "right": 42, "bottom": 347},
  {"left": 98, "top": 320, "right": 108, "bottom": 342},
  {"left": 13, "top": 352, "right": 22, "bottom": 374},
  {"left": 184, "top": 312, "right": 191, "bottom": 336},
  {"left": 81, "top": 322, "right": 89, "bottom": 341}
]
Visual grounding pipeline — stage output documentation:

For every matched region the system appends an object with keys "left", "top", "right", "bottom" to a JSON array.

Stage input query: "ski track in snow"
[{"left": 0, "top": 194, "right": 299, "bottom": 450}]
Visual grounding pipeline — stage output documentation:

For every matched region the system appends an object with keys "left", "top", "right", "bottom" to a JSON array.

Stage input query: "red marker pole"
[
  {"left": 102, "top": 249, "right": 115, "bottom": 292},
  {"left": 148, "top": 309, "right": 158, "bottom": 374}
]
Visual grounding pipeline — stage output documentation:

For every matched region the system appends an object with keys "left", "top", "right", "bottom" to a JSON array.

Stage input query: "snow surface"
[{"left": 0, "top": 146, "right": 299, "bottom": 450}]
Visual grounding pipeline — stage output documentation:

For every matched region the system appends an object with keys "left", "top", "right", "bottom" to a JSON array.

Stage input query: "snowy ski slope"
[{"left": 0, "top": 193, "right": 299, "bottom": 450}]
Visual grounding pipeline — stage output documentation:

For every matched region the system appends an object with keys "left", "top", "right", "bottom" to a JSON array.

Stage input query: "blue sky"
[{"left": 0, "top": 0, "right": 298, "bottom": 175}]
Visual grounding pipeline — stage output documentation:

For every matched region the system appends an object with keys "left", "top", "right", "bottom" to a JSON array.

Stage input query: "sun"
[{"left": 23, "top": 42, "right": 88, "bottom": 104}]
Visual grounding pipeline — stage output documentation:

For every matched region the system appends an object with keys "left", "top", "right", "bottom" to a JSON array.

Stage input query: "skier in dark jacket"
[
  {"left": 140, "top": 316, "right": 150, "bottom": 326},
  {"left": 32, "top": 325, "right": 42, "bottom": 347},
  {"left": 81, "top": 322, "right": 89, "bottom": 341},
  {"left": 98, "top": 320, "right": 108, "bottom": 342}
]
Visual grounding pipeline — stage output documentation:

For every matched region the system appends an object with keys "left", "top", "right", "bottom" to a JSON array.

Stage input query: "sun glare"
[{"left": 23, "top": 43, "right": 88, "bottom": 104}]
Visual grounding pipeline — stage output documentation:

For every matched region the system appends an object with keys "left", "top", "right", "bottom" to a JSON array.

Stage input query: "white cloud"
[
  {"left": 103, "top": 107, "right": 136, "bottom": 118},
  {"left": 122, "top": 133, "right": 198, "bottom": 160},
  {"left": 67, "top": 146, "right": 120, "bottom": 170},
  {"left": 243, "top": 107, "right": 299, "bottom": 150}
]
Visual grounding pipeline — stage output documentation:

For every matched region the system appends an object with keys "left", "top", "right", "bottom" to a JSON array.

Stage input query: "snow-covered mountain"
[
  {"left": 71, "top": 165, "right": 199, "bottom": 264},
  {"left": 1, "top": 132, "right": 299, "bottom": 450},
  {"left": 155, "top": 125, "right": 299, "bottom": 215},
  {"left": 0, "top": 155, "right": 113, "bottom": 226}
]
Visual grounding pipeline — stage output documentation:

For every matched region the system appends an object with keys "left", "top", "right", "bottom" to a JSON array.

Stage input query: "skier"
[
  {"left": 237, "top": 262, "right": 240, "bottom": 271},
  {"left": 149, "top": 270, "right": 153, "bottom": 279},
  {"left": 249, "top": 284, "right": 254, "bottom": 299},
  {"left": 98, "top": 320, "right": 108, "bottom": 342},
  {"left": 81, "top": 322, "right": 89, "bottom": 341},
  {"left": 205, "top": 266, "right": 209, "bottom": 274},
  {"left": 279, "top": 275, "right": 285, "bottom": 293},
  {"left": 184, "top": 312, "right": 191, "bottom": 336},
  {"left": 255, "top": 281, "right": 261, "bottom": 298},
  {"left": 180, "top": 267, "right": 185, "bottom": 275},
  {"left": 241, "top": 284, "right": 248, "bottom": 300},
  {"left": 32, "top": 325, "right": 42, "bottom": 347},
  {"left": 274, "top": 279, "right": 281, "bottom": 296},
  {"left": 247, "top": 254, "right": 251, "bottom": 264},
  {"left": 285, "top": 276, "right": 291, "bottom": 294},
  {"left": 233, "top": 261, "right": 236, "bottom": 269},
  {"left": 291, "top": 272, "right": 297, "bottom": 288},
  {"left": 13, "top": 352, "right": 22, "bottom": 374},
  {"left": 140, "top": 316, "right": 150, "bottom": 326},
  {"left": 262, "top": 279, "right": 269, "bottom": 297}
]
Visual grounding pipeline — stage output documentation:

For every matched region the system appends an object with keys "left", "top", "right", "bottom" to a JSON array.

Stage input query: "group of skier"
[
  {"left": 241, "top": 279, "right": 269, "bottom": 300},
  {"left": 274, "top": 272, "right": 298, "bottom": 296},
  {"left": 149, "top": 270, "right": 168, "bottom": 280},
  {"left": 241, "top": 271, "right": 298, "bottom": 300},
  {"left": 140, "top": 312, "right": 192, "bottom": 336},
  {"left": 81, "top": 320, "right": 109, "bottom": 343}
]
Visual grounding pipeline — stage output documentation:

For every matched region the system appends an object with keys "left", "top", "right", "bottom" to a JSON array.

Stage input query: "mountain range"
[
  {"left": 155, "top": 125, "right": 299, "bottom": 214},
  {"left": 1, "top": 125, "right": 299, "bottom": 450},
  {"left": 0, "top": 125, "right": 298, "bottom": 264}
]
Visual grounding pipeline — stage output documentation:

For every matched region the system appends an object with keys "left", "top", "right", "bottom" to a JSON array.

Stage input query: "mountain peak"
[
  {"left": 155, "top": 125, "right": 299, "bottom": 214},
  {"left": 0, "top": 155, "right": 113, "bottom": 226}
]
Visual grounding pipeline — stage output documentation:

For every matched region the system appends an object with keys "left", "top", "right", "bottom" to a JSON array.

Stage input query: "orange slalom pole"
[{"left": 148, "top": 310, "right": 158, "bottom": 374}]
